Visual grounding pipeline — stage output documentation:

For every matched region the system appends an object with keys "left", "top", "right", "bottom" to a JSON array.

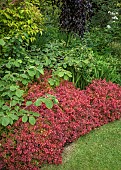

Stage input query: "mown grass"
[{"left": 42, "top": 119, "right": 121, "bottom": 170}]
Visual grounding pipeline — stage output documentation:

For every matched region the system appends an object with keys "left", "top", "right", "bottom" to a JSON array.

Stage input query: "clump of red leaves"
[
  {"left": 84, "top": 79, "right": 121, "bottom": 124},
  {"left": 0, "top": 72, "right": 121, "bottom": 170}
]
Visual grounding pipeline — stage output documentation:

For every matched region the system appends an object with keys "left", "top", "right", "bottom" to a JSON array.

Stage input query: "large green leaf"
[
  {"left": 14, "top": 60, "right": 20, "bottom": 67},
  {"left": 0, "top": 112, "right": 4, "bottom": 117},
  {"left": 2, "top": 117, "right": 10, "bottom": 126},
  {"left": 9, "top": 118, "right": 13, "bottom": 125},
  {"left": 58, "top": 72, "right": 64, "bottom": 77},
  {"left": 34, "top": 98, "right": 42, "bottom": 106},
  {"left": 53, "top": 98, "right": 59, "bottom": 104},
  {"left": 15, "top": 89, "right": 24, "bottom": 98},
  {"left": 27, "top": 69, "right": 36, "bottom": 77},
  {"left": 48, "top": 79, "right": 55, "bottom": 86},
  {"left": 21, "top": 74, "right": 28, "bottom": 79},
  {"left": 30, "top": 112, "right": 40, "bottom": 117},
  {"left": 66, "top": 71, "right": 72, "bottom": 77},
  {"left": 6, "top": 63, "right": 11, "bottom": 68},
  {"left": 64, "top": 75, "right": 69, "bottom": 80},
  {"left": 29, "top": 116, "right": 36, "bottom": 125},
  {"left": 9, "top": 114, "right": 18, "bottom": 120},
  {"left": 26, "top": 101, "right": 33, "bottom": 106},
  {"left": 0, "top": 39, "right": 5, "bottom": 46},
  {"left": 2, "top": 105, "right": 10, "bottom": 111},
  {"left": 22, "top": 115, "right": 28, "bottom": 123},
  {"left": 10, "top": 100, "right": 18, "bottom": 106},
  {"left": 38, "top": 66, "right": 44, "bottom": 75},
  {"left": 44, "top": 98, "right": 53, "bottom": 109},
  {"left": 36, "top": 71, "right": 40, "bottom": 78},
  {"left": 22, "top": 79, "right": 29, "bottom": 85},
  {"left": 10, "top": 85, "right": 19, "bottom": 91}
]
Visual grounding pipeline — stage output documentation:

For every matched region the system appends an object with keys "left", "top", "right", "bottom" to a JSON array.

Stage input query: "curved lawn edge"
[
  {"left": 41, "top": 119, "right": 121, "bottom": 170},
  {"left": 0, "top": 79, "right": 121, "bottom": 169}
]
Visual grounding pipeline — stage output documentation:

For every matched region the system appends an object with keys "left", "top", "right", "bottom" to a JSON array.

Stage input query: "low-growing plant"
[
  {"left": 84, "top": 79, "right": 121, "bottom": 123},
  {"left": 0, "top": 77, "right": 121, "bottom": 169}
]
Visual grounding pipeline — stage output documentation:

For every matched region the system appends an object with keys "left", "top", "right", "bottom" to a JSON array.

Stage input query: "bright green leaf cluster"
[
  {"left": 0, "top": 0, "right": 44, "bottom": 42},
  {"left": 33, "top": 94, "right": 58, "bottom": 109}
]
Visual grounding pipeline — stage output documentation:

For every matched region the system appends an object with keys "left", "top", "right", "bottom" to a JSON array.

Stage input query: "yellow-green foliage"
[{"left": 0, "top": 0, "right": 44, "bottom": 42}]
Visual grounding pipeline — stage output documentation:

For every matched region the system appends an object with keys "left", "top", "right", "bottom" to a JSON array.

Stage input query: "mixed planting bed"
[
  {"left": 0, "top": 1, "right": 121, "bottom": 170},
  {"left": 0, "top": 71, "right": 121, "bottom": 170}
]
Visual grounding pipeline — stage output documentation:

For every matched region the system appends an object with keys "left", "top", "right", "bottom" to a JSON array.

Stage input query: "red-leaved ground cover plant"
[
  {"left": 0, "top": 72, "right": 121, "bottom": 170},
  {"left": 84, "top": 79, "right": 121, "bottom": 124}
]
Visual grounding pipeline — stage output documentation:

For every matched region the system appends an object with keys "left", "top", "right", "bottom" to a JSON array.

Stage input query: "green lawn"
[{"left": 42, "top": 119, "right": 121, "bottom": 170}]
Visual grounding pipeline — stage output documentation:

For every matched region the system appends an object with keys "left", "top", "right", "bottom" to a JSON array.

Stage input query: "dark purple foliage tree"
[{"left": 60, "top": 0, "right": 92, "bottom": 36}]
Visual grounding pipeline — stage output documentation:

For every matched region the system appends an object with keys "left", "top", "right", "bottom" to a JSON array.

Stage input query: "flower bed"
[{"left": 0, "top": 74, "right": 121, "bottom": 170}]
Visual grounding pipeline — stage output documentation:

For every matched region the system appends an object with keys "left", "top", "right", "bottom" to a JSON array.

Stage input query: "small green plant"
[
  {"left": 0, "top": 69, "right": 59, "bottom": 126},
  {"left": 22, "top": 94, "right": 58, "bottom": 125},
  {"left": 91, "top": 55, "right": 121, "bottom": 84},
  {"left": 48, "top": 68, "right": 72, "bottom": 87},
  {"left": 0, "top": 39, "right": 46, "bottom": 126}
]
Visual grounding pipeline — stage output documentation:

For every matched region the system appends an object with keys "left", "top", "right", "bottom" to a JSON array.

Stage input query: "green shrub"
[
  {"left": 84, "top": 2, "right": 121, "bottom": 56},
  {"left": 29, "top": 38, "right": 121, "bottom": 89},
  {"left": 0, "top": 0, "right": 46, "bottom": 127},
  {"left": 0, "top": 0, "right": 43, "bottom": 42},
  {"left": 0, "top": 37, "right": 46, "bottom": 127},
  {"left": 91, "top": 0, "right": 119, "bottom": 27}
]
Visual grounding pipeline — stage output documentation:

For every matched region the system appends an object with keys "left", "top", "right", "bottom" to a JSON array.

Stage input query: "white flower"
[
  {"left": 108, "top": 11, "right": 115, "bottom": 15},
  {"left": 108, "top": 11, "right": 118, "bottom": 16},
  {"left": 112, "top": 16, "right": 118, "bottom": 20},
  {"left": 107, "top": 25, "right": 111, "bottom": 29}
]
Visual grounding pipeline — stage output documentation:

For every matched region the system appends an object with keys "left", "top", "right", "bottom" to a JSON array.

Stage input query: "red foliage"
[
  {"left": 0, "top": 75, "right": 121, "bottom": 169},
  {"left": 84, "top": 79, "right": 121, "bottom": 124}
]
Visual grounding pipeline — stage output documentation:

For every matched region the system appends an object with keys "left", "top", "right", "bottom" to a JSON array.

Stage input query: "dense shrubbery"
[
  {"left": 0, "top": 73, "right": 121, "bottom": 169},
  {"left": 0, "top": 0, "right": 45, "bottom": 127},
  {"left": 0, "top": 0, "right": 121, "bottom": 126},
  {"left": 85, "top": 79, "right": 121, "bottom": 123},
  {"left": 0, "top": 0, "right": 43, "bottom": 41},
  {"left": 29, "top": 38, "right": 121, "bottom": 89}
]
